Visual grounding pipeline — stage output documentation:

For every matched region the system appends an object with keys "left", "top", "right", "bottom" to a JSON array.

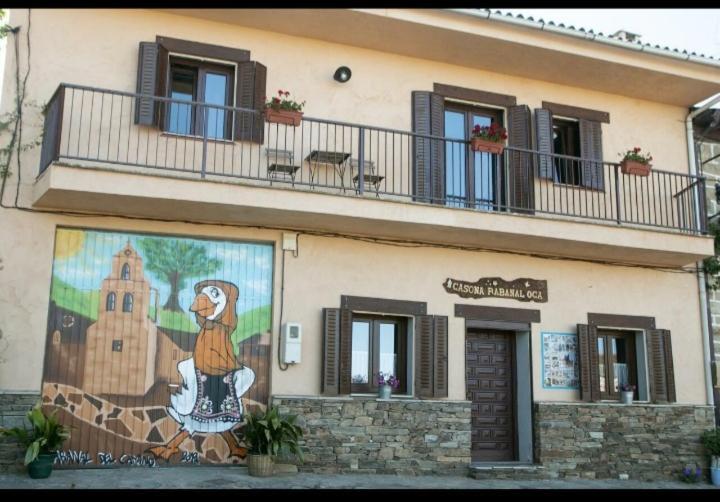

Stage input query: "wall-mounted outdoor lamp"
[{"left": 333, "top": 66, "right": 352, "bottom": 83}]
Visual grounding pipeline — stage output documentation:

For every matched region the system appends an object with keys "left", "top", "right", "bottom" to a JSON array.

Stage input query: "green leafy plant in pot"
[
  {"left": 243, "top": 406, "right": 303, "bottom": 477},
  {"left": 0, "top": 402, "right": 70, "bottom": 478},
  {"left": 701, "top": 428, "right": 720, "bottom": 486}
]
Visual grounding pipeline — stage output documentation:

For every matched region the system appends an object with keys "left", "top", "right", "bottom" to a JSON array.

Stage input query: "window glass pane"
[
  {"left": 597, "top": 337, "right": 605, "bottom": 392},
  {"left": 169, "top": 69, "right": 194, "bottom": 135},
  {"left": 472, "top": 115, "right": 495, "bottom": 210},
  {"left": 351, "top": 321, "right": 370, "bottom": 384},
  {"left": 552, "top": 119, "right": 582, "bottom": 185},
  {"left": 378, "top": 323, "right": 397, "bottom": 378},
  {"left": 444, "top": 110, "right": 466, "bottom": 207},
  {"left": 205, "top": 72, "right": 228, "bottom": 139}
]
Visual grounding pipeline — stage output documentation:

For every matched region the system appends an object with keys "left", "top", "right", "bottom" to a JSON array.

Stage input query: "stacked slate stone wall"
[
  {"left": 0, "top": 393, "right": 40, "bottom": 472},
  {"left": 272, "top": 396, "right": 472, "bottom": 475},
  {"left": 532, "top": 402, "right": 716, "bottom": 480}
]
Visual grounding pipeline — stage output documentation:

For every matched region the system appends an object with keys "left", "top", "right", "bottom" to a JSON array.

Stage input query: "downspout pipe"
[{"left": 686, "top": 94, "right": 720, "bottom": 408}]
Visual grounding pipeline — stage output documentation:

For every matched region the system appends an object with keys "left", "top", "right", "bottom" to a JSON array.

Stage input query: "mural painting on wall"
[{"left": 41, "top": 228, "right": 273, "bottom": 467}]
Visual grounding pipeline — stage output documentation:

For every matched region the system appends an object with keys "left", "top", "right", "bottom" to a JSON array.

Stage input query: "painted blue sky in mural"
[{"left": 52, "top": 229, "right": 273, "bottom": 316}]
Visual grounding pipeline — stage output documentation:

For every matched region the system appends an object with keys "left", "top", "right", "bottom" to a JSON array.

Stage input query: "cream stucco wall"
[
  {"left": 0, "top": 209, "right": 708, "bottom": 404},
  {"left": 0, "top": 9, "right": 711, "bottom": 405}
]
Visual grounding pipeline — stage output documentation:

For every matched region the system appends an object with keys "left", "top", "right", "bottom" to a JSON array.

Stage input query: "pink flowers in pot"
[
  {"left": 620, "top": 147, "right": 653, "bottom": 165},
  {"left": 376, "top": 372, "right": 400, "bottom": 389}
]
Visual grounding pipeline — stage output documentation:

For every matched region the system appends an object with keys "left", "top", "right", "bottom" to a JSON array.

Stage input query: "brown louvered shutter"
[
  {"left": 507, "top": 105, "right": 534, "bottom": 213},
  {"left": 412, "top": 91, "right": 445, "bottom": 204},
  {"left": 338, "top": 308, "right": 353, "bottom": 395},
  {"left": 647, "top": 329, "right": 676, "bottom": 403},
  {"left": 322, "top": 308, "right": 340, "bottom": 396},
  {"left": 579, "top": 119, "right": 605, "bottom": 190},
  {"left": 135, "top": 42, "right": 158, "bottom": 125},
  {"left": 155, "top": 44, "right": 169, "bottom": 130},
  {"left": 433, "top": 316, "right": 448, "bottom": 398},
  {"left": 534, "top": 108, "right": 554, "bottom": 179},
  {"left": 235, "top": 61, "right": 266, "bottom": 144},
  {"left": 414, "top": 314, "right": 435, "bottom": 398},
  {"left": 577, "top": 324, "right": 600, "bottom": 402}
]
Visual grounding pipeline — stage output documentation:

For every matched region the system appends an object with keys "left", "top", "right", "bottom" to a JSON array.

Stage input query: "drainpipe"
[{"left": 686, "top": 94, "right": 720, "bottom": 408}]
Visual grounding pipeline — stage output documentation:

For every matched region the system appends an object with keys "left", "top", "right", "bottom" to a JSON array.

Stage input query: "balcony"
[{"left": 35, "top": 84, "right": 713, "bottom": 267}]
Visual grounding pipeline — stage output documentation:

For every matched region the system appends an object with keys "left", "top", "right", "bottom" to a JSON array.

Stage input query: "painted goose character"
[{"left": 148, "top": 280, "right": 255, "bottom": 461}]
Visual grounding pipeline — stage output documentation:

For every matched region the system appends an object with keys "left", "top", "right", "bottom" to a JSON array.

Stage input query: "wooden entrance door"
[{"left": 465, "top": 330, "right": 516, "bottom": 462}]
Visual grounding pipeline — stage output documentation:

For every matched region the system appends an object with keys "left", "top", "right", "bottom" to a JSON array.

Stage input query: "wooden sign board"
[{"left": 444, "top": 277, "right": 548, "bottom": 303}]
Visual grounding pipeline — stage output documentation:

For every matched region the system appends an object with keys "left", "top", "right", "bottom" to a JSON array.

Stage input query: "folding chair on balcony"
[
  {"left": 265, "top": 148, "right": 300, "bottom": 186},
  {"left": 351, "top": 158, "right": 384, "bottom": 197}
]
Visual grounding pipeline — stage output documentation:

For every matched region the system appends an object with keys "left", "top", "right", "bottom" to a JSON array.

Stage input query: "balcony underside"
[{"left": 34, "top": 164, "right": 713, "bottom": 268}]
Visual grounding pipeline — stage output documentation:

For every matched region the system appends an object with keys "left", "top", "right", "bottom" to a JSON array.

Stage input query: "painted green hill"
[{"left": 50, "top": 275, "right": 270, "bottom": 348}]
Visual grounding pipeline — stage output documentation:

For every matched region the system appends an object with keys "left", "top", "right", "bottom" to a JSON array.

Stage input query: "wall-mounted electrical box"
[{"left": 281, "top": 322, "right": 302, "bottom": 364}]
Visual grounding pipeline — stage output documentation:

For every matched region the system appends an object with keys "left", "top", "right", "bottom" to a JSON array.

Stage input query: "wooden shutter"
[
  {"left": 577, "top": 323, "right": 600, "bottom": 402},
  {"left": 155, "top": 44, "right": 169, "bottom": 130},
  {"left": 646, "top": 329, "right": 676, "bottom": 403},
  {"left": 412, "top": 91, "right": 445, "bottom": 204},
  {"left": 414, "top": 314, "right": 435, "bottom": 398},
  {"left": 321, "top": 308, "right": 340, "bottom": 396},
  {"left": 507, "top": 105, "right": 534, "bottom": 212},
  {"left": 338, "top": 308, "right": 353, "bottom": 395},
  {"left": 534, "top": 108, "right": 554, "bottom": 179},
  {"left": 579, "top": 119, "right": 605, "bottom": 190},
  {"left": 433, "top": 316, "right": 449, "bottom": 398},
  {"left": 135, "top": 42, "right": 158, "bottom": 125},
  {"left": 235, "top": 61, "right": 266, "bottom": 144}
]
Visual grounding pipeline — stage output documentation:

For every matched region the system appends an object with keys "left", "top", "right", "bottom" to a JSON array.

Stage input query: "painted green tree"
[{"left": 138, "top": 238, "right": 221, "bottom": 312}]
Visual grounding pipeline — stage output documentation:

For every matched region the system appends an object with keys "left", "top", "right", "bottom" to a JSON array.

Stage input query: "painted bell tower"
[{"left": 83, "top": 241, "right": 157, "bottom": 396}]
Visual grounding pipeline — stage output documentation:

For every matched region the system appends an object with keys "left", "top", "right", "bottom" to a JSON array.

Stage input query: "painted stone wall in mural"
[{"left": 41, "top": 228, "right": 273, "bottom": 467}]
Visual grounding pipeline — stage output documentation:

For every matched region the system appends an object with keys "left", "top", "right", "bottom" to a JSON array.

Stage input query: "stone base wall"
[
  {"left": 533, "top": 402, "right": 716, "bottom": 481},
  {"left": 0, "top": 393, "right": 40, "bottom": 472},
  {"left": 272, "top": 395, "right": 471, "bottom": 475}
]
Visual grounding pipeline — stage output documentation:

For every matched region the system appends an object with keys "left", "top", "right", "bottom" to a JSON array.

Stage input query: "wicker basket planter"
[
  {"left": 620, "top": 160, "right": 651, "bottom": 176},
  {"left": 247, "top": 454, "right": 274, "bottom": 477},
  {"left": 470, "top": 137, "right": 504, "bottom": 155},
  {"left": 264, "top": 108, "right": 303, "bottom": 127}
]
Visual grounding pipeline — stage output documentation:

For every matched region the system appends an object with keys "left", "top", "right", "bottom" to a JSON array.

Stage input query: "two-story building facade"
[{"left": 0, "top": 9, "right": 718, "bottom": 479}]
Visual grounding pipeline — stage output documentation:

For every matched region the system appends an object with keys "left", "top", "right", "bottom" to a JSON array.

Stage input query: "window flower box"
[
  {"left": 619, "top": 147, "right": 652, "bottom": 176},
  {"left": 470, "top": 123, "right": 507, "bottom": 155},
  {"left": 620, "top": 159, "right": 651, "bottom": 177},
  {"left": 264, "top": 90, "right": 305, "bottom": 127},
  {"left": 264, "top": 108, "right": 303, "bottom": 127},
  {"left": 470, "top": 137, "right": 505, "bottom": 155}
]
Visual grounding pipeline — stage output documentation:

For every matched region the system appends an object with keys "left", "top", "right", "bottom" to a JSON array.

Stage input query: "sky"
[{"left": 503, "top": 9, "right": 720, "bottom": 107}]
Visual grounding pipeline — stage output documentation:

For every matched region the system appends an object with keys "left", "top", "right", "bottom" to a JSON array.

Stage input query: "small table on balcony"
[
  {"left": 305, "top": 150, "right": 352, "bottom": 190},
  {"left": 350, "top": 158, "right": 384, "bottom": 197},
  {"left": 266, "top": 148, "right": 301, "bottom": 186}
]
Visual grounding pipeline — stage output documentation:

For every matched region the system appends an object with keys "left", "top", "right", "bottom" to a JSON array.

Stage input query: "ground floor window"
[{"left": 351, "top": 316, "right": 408, "bottom": 394}]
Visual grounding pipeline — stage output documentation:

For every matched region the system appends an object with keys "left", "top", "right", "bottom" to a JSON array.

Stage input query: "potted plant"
[
  {"left": 376, "top": 372, "right": 400, "bottom": 399},
  {"left": 469, "top": 123, "right": 507, "bottom": 154},
  {"left": 0, "top": 402, "right": 70, "bottom": 479},
  {"left": 701, "top": 428, "right": 720, "bottom": 486},
  {"left": 619, "top": 383, "right": 635, "bottom": 404},
  {"left": 243, "top": 406, "right": 304, "bottom": 477},
  {"left": 264, "top": 89, "right": 306, "bottom": 126},
  {"left": 619, "top": 147, "right": 653, "bottom": 176},
  {"left": 679, "top": 465, "right": 703, "bottom": 484}
]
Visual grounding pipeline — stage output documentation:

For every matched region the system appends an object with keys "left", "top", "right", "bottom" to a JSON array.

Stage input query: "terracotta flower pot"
[
  {"left": 264, "top": 108, "right": 303, "bottom": 127},
  {"left": 470, "top": 137, "right": 504, "bottom": 155},
  {"left": 247, "top": 453, "right": 274, "bottom": 477},
  {"left": 620, "top": 160, "right": 651, "bottom": 176}
]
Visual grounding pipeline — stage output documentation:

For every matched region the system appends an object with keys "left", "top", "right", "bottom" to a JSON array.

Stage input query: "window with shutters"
[
  {"left": 350, "top": 315, "right": 408, "bottom": 394},
  {"left": 164, "top": 57, "right": 235, "bottom": 140},
  {"left": 552, "top": 117, "right": 583, "bottom": 186}
]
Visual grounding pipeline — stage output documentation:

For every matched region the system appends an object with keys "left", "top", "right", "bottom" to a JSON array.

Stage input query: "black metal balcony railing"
[{"left": 39, "top": 84, "right": 707, "bottom": 235}]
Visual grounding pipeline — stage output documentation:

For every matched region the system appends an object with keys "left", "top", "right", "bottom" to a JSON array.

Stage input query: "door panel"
[{"left": 466, "top": 331, "right": 516, "bottom": 462}]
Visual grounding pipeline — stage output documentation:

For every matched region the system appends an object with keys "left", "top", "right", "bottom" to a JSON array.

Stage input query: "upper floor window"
[
  {"left": 166, "top": 57, "right": 235, "bottom": 140},
  {"left": 121, "top": 263, "right": 131, "bottom": 280},
  {"left": 552, "top": 117, "right": 582, "bottom": 186},
  {"left": 122, "top": 293, "right": 134, "bottom": 313}
]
